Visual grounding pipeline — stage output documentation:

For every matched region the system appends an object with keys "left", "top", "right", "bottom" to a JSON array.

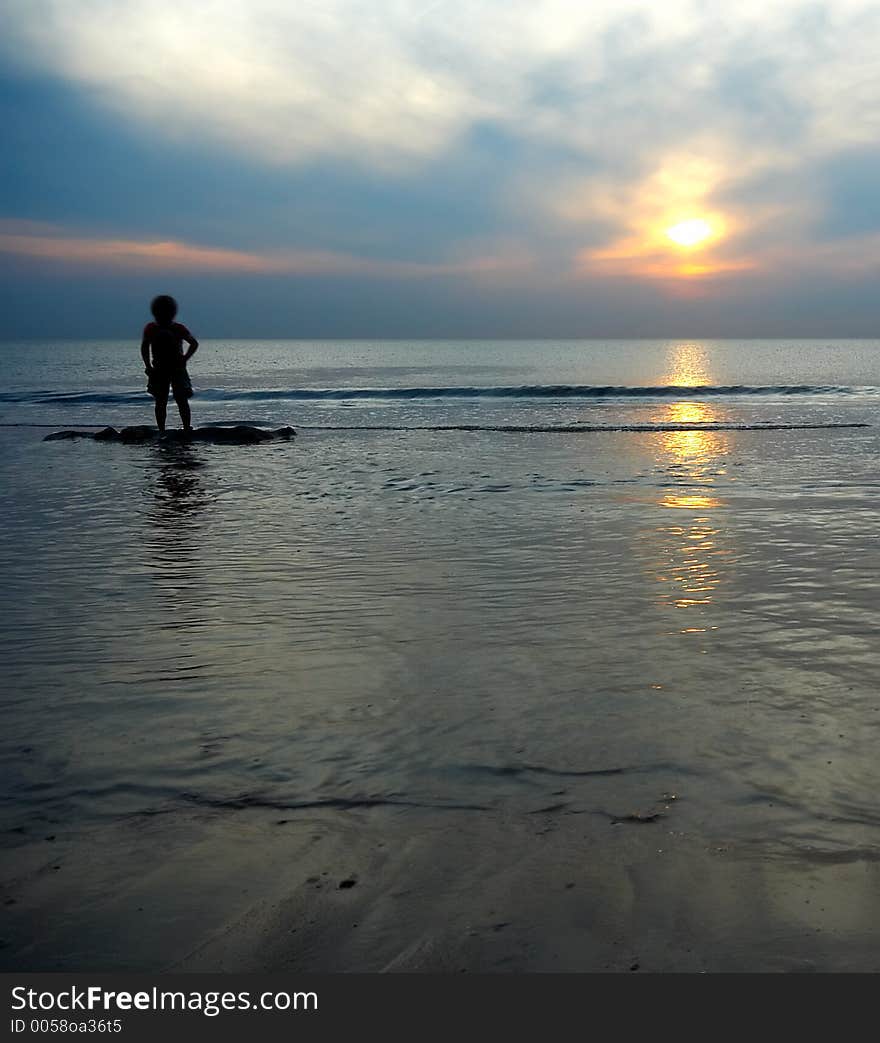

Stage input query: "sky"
[{"left": 1, "top": 0, "right": 880, "bottom": 338}]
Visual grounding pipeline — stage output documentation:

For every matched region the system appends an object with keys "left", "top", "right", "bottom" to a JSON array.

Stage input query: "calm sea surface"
[{"left": 2, "top": 339, "right": 880, "bottom": 946}]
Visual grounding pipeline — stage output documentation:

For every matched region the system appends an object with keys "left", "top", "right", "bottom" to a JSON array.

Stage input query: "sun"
[{"left": 665, "top": 219, "right": 714, "bottom": 248}]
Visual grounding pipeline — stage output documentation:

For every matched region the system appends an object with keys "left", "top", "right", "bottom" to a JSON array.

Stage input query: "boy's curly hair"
[{"left": 150, "top": 295, "right": 178, "bottom": 323}]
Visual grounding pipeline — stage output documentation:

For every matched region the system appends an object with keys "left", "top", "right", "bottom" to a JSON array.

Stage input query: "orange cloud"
[
  {"left": 575, "top": 245, "right": 757, "bottom": 281},
  {"left": 0, "top": 232, "right": 280, "bottom": 272},
  {"left": 0, "top": 225, "right": 530, "bottom": 280}
]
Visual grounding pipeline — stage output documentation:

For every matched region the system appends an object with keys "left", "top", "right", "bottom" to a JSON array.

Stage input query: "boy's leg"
[
  {"left": 174, "top": 392, "right": 192, "bottom": 431},
  {"left": 154, "top": 387, "right": 169, "bottom": 432}
]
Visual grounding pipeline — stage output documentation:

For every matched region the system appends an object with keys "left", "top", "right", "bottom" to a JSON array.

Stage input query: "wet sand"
[{"left": 5, "top": 803, "right": 880, "bottom": 972}]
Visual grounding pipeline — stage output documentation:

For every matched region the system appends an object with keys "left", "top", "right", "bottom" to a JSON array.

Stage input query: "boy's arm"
[
  {"left": 182, "top": 327, "right": 199, "bottom": 362},
  {"left": 140, "top": 332, "right": 151, "bottom": 372}
]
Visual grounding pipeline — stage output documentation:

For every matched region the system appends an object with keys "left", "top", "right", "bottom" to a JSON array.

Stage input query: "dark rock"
[
  {"left": 200, "top": 424, "right": 295, "bottom": 444},
  {"left": 338, "top": 878, "right": 357, "bottom": 889},
  {"left": 119, "top": 425, "right": 160, "bottom": 443},
  {"left": 188, "top": 425, "right": 272, "bottom": 444},
  {"left": 610, "top": 811, "right": 663, "bottom": 824},
  {"left": 45, "top": 425, "right": 297, "bottom": 444},
  {"left": 43, "top": 430, "right": 90, "bottom": 441}
]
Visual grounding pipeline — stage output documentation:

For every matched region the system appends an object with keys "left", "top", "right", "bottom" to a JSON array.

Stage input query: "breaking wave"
[{"left": 1, "top": 383, "right": 876, "bottom": 406}]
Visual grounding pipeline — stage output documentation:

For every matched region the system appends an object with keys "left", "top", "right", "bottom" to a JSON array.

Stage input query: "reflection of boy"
[{"left": 140, "top": 295, "right": 199, "bottom": 433}]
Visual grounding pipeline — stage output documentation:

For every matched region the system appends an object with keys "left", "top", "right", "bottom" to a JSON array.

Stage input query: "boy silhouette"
[{"left": 141, "top": 295, "right": 199, "bottom": 432}]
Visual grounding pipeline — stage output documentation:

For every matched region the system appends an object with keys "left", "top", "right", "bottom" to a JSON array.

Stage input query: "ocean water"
[
  {"left": 3, "top": 338, "right": 880, "bottom": 967},
  {"left": 2, "top": 337, "right": 880, "bottom": 431}
]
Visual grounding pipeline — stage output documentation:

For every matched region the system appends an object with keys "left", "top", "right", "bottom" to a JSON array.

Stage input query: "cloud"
[
  {"left": 3, "top": 1, "right": 880, "bottom": 333},
  {"left": 814, "top": 147, "right": 880, "bottom": 240},
  {"left": 3, "top": 1, "right": 879, "bottom": 172},
  {"left": 0, "top": 0, "right": 486, "bottom": 169},
  {"left": 0, "top": 221, "right": 531, "bottom": 279}
]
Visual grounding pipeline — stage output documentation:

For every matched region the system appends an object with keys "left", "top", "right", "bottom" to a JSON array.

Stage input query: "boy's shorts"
[{"left": 147, "top": 366, "right": 193, "bottom": 399}]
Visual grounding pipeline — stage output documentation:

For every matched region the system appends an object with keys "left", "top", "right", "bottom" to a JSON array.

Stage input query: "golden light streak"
[{"left": 639, "top": 343, "right": 734, "bottom": 611}]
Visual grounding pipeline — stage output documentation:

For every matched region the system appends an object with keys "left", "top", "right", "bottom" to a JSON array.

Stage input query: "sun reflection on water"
[
  {"left": 651, "top": 516, "right": 724, "bottom": 610},
  {"left": 645, "top": 343, "right": 735, "bottom": 613},
  {"left": 659, "top": 400, "right": 730, "bottom": 482},
  {"left": 659, "top": 493, "right": 723, "bottom": 510},
  {"left": 663, "top": 341, "right": 712, "bottom": 387}
]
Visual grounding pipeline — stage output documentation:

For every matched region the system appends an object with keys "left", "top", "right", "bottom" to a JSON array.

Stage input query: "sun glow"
[
  {"left": 572, "top": 153, "right": 757, "bottom": 280},
  {"left": 665, "top": 219, "right": 714, "bottom": 248}
]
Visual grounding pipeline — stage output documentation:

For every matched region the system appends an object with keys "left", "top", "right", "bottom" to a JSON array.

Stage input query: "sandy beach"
[{"left": 7, "top": 797, "right": 880, "bottom": 972}]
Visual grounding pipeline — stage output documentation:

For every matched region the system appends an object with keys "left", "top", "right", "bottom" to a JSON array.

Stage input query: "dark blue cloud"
[
  {"left": 815, "top": 148, "right": 880, "bottom": 240},
  {"left": 0, "top": 73, "right": 209, "bottom": 234},
  {"left": 713, "top": 55, "right": 810, "bottom": 146},
  {"left": 0, "top": 73, "right": 533, "bottom": 262}
]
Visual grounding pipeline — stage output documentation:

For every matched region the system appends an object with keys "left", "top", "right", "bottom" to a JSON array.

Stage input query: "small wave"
[
  {"left": 1, "top": 383, "right": 875, "bottom": 405},
  {"left": 296, "top": 422, "right": 868, "bottom": 432},
  {"left": 177, "top": 792, "right": 490, "bottom": 814},
  {"left": 8, "top": 420, "right": 870, "bottom": 433}
]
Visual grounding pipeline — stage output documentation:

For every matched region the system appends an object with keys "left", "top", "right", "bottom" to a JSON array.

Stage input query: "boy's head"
[{"left": 150, "top": 295, "right": 178, "bottom": 324}]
